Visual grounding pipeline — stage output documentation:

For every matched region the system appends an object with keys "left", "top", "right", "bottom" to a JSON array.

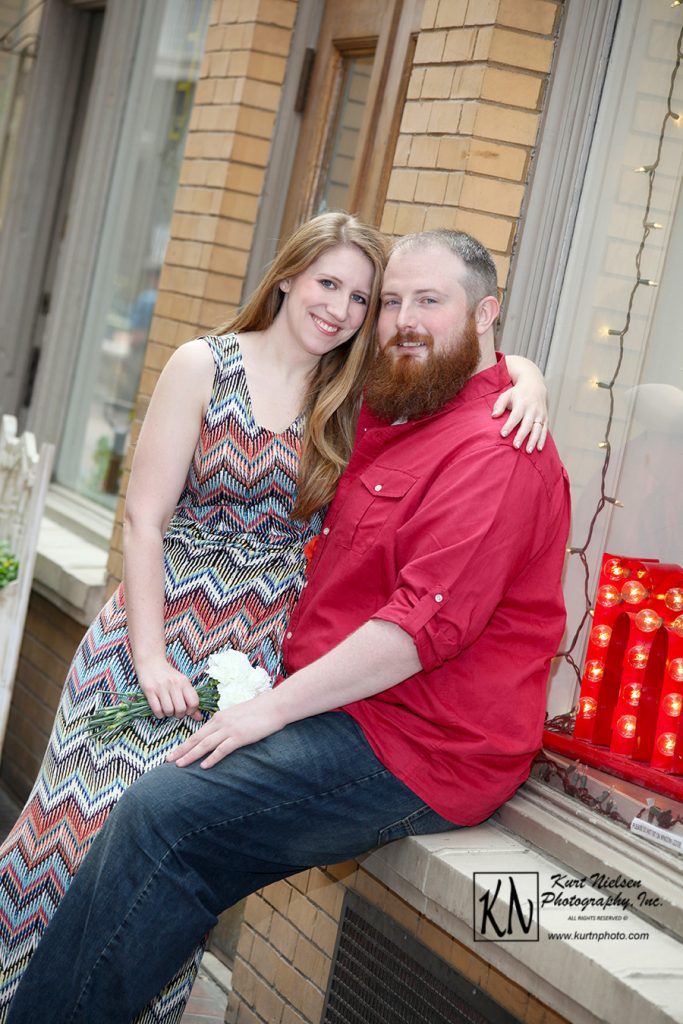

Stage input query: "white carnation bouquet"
[{"left": 88, "top": 649, "right": 271, "bottom": 742}]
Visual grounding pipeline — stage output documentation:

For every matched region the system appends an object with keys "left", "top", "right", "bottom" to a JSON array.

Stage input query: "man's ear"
[
  {"left": 280, "top": 279, "right": 290, "bottom": 293},
  {"left": 475, "top": 295, "right": 499, "bottom": 335}
]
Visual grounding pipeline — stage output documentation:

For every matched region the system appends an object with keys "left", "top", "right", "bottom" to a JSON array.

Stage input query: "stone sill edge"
[{"left": 359, "top": 816, "right": 682, "bottom": 1024}]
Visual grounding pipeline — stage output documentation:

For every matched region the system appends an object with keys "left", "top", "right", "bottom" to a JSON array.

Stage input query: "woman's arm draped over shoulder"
[
  {"left": 123, "top": 339, "right": 214, "bottom": 718},
  {"left": 492, "top": 354, "right": 549, "bottom": 453}
]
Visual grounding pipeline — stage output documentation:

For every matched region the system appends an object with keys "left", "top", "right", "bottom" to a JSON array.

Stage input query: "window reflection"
[{"left": 316, "top": 53, "right": 374, "bottom": 214}]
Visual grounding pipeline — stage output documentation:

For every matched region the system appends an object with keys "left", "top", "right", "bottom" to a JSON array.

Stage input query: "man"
[{"left": 7, "top": 231, "right": 569, "bottom": 1022}]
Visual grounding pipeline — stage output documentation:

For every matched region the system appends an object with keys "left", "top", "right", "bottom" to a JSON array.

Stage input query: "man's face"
[{"left": 365, "top": 244, "right": 482, "bottom": 422}]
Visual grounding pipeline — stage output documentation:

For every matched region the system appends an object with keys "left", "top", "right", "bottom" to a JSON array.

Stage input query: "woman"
[{"left": 0, "top": 212, "right": 547, "bottom": 1022}]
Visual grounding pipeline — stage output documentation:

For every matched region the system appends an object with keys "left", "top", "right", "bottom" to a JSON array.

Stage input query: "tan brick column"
[
  {"left": 107, "top": 0, "right": 298, "bottom": 584},
  {"left": 381, "top": 0, "right": 560, "bottom": 287}
]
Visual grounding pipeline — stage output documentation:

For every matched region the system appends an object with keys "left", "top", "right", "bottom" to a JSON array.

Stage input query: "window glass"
[
  {"left": 544, "top": 1, "right": 682, "bottom": 771},
  {"left": 55, "top": 0, "right": 210, "bottom": 507},
  {"left": 315, "top": 53, "right": 374, "bottom": 214},
  {"left": 0, "top": 0, "right": 41, "bottom": 228}
]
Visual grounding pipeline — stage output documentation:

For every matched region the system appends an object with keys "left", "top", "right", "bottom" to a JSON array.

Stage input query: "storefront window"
[
  {"left": 0, "top": 0, "right": 41, "bottom": 228},
  {"left": 543, "top": 0, "right": 682, "bottom": 800},
  {"left": 55, "top": 0, "right": 210, "bottom": 508}
]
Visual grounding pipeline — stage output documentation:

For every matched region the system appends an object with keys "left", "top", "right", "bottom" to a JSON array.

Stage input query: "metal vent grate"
[{"left": 321, "top": 891, "right": 522, "bottom": 1024}]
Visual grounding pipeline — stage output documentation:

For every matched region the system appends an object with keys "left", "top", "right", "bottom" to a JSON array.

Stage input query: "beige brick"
[
  {"left": 407, "top": 135, "right": 441, "bottom": 168},
  {"left": 421, "top": 65, "right": 455, "bottom": 98},
  {"left": 474, "top": 103, "right": 539, "bottom": 145},
  {"left": 415, "top": 169, "right": 449, "bottom": 204},
  {"left": 420, "top": 0, "right": 440, "bottom": 29},
  {"left": 215, "top": 218, "right": 255, "bottom": 250},
  {"left": 231, "top": 957, "right": 257, "bottom": 1006},
  {"left": 262, "top": 880, "right": 292, "bottom": 917},
  {"left": 213, "top": 78, "right": 239, "bottom": 105},
  {"left": 281, "top": 1006, "right": 308, "bottom": 1024},
  {"left": 306, "top": 875, "right": 344, "bottom": 920},
  {"left": 238, "top": 78, "right": 282, "bottom": 111},
  {"left": 445, "top": 173, "right": 464, "bottom": 206},
  {"left": 473, "top": 24, "right": 494, "bottom": 60},
  {"left": 287, "top": 871, "right": 311, "bottom": 894},
  {"left": 250, "top": 23, "right": 292, "bottom": 56},
  {"left": 488, "top": 26, "right": 555, "bottom": 72},
  {"left": 194, "top": 77, "right": 216, "bottom": 105},
  {"left": 231, "top": 133, "right": 271, "bottom": 166},
  {"left": 250, "top": 971, "right": 286, "bottom": 1022},
  {"left": 443, "top": 26, "right": 477, "bottom": 61},
  {"left": 205, "top": 273, "right": 242, "bottom": 305},
  {"left": 525, "top": 996, "right": 573, "bottom": 1024},
  {"left": 493, "top": 251, "right": 510, "bottom": 287},
  {"left": 272, "top": 961, "right": 308, "bottom": 1014},
  {"left": 451, "top": 63, "right": 485, "bottom": 98},
  {"left": 459, "top": 174, "right": 525, "bottom": 216},
  {"left": 248, "top": 932, "right": 281, "bottom": 983},
  {"left": 465, "top": 0, "right": 499, "bottom": 25},
  {"left": 400, "top": 101, "right": 432, "bottom": 134},
  {"left": 380, "top": 202, "right": 398, "bottom": 234},
  {"left": 387, "top": 167, "right": 418, "bottom": 202},
  {"left": 423, "top": 205, "right": 459, "bottom": 230},
  {"left": 481, "top": 67, "right": 543, "bottom": 108},
  {"left": 287, "top": 892, "right": 318, "bottom": 937},
  {"left": 393, "top": 133, "right": 412, "bottom": 166},
  {"left": 236, "top": 106, "right": 276, "bottom": 139},
  {"left": 219, "top": 191, "right": 260, "bottom": 221},
  {"left": 235, "top": 1001, "right": 261, "bottom": 1024},
  {"left": 428, "top": 99, "right": 462, "bottom": 134},
  {"left": 243, "top": 894, "right": 273, "bottom": 939},
  {"left": 310, "top": 910, "right": 339, "bottom": 957},
  {"left": 247, "top": 51, "right": 286, "bottom": 84},
  {"left": 324, "top": 862, "right": 357, "bottom": 884},
  {"left": 394, "top": 203, "right": 428, "bottom": 234},
  {"left": 435, "top": 0, "right": 468, "bottom": 28},
  {"left": 269, "top": 911, "right": 299, "bottom": 959},
  {"left": 449, "top": 936, "right": 490, "bottom": 986},
  {"left": 414, "top": 29, "right": 448, "bottom": 63},
  {"left": 454, "top": 208, "right": 514, "bottom": 251},
  {"left": 497, "top": 0, "right": 559, "bottom": 35},
  {"left": 468, "top": 139, "right": 528, "bottom": 180},
  {"left": 407, "top": 67, "right": 426, "bottom": 100},
  {"left": 293, "top": 934, "right": 330, "bottom": 989},
  {"left": 300, "top": 979, "right": 325, "bottom": 1023},
  {"left": 256, "top": 0, "right": 296, "bottom": 30}
]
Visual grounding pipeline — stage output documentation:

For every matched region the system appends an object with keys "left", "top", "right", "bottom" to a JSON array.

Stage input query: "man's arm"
[{"left": 168, "top": 619, "right": 419, "bottom": 768}]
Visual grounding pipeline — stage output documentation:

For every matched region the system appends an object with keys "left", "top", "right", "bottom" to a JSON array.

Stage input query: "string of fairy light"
[{"left": 555, "top": 13, "right": 683, "bottom": 698}]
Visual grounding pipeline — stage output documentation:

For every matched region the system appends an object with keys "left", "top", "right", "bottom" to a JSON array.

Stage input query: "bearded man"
[{"left": 7, "top": 231, "right": 570, "bottom": 1024}]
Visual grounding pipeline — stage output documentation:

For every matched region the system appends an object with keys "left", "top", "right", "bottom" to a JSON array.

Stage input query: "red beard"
[{"left": 365, "top": 313, "right": 481, "bottom": 422}]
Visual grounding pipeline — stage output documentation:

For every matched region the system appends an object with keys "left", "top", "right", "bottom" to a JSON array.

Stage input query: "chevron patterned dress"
[{"left": 0, "top": 333, "right": 323, "bottom": 1021}]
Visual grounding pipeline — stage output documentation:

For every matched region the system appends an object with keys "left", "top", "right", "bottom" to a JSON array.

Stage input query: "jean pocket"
[{"left": 377, "top": 804, "right": 459, "bottom": 847}]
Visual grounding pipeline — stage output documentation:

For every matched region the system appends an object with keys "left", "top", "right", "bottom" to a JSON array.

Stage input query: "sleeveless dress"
[{"left": 0, "top": 333, "right": 323, "bottom": 1022}]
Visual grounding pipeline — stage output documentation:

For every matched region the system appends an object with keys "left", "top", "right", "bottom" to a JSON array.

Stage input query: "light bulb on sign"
[
  {"left": 621, "top": 580, "right": 648, "bottom": 604},
  {"left": 604, "top": 558, "right": 630, "bottom": 581},
  {"left": 597, "top": 585, "right": 621, "bottom": 608},
  {"left": 665, "top": 588, "right": 683, "bottom": 613},
  {"left": 584, "top": 660, "right": 605, "bottom": 682},
  {"left": 579, "top": 696, "right": 598, "bottom": 719},
  {"left": 627, "top": 645, "right": 649, "bottom": 670},
  {"left": 671, "top": 615, "right": 683, "bottom": 639},
  {"left": 622, "top": 682, "right": 641, "bottom": 706},
  {"left": 662, "top": 692, "right": 682, "bottom": 717},
  {"left": 616, "top": 715, "right": 637, "bottom": 739},
  {"left": 635, "top": 608, "right": 663, "bottom": 633},
  {"left": 669, "top": 659, "right": 683, "bottom": 683},
  {"left": 656, "top": 733, "right": 676, "bottom": 757},
  {"left": 590, "top": 624, "right": 612, "bottom": 647}
]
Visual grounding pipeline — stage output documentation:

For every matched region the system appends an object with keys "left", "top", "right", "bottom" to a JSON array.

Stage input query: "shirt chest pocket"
[{"left": 335, "top": 467, "right": 417, "bottom": 552}]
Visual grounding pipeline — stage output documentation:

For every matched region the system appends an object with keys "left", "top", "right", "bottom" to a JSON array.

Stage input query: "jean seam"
[{"left": 69, "top": 762, "right": 393, "bottom": 1017}]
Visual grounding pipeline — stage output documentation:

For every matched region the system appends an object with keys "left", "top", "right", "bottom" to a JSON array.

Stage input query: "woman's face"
[{"left": 279, "top": 244, "right": 375, "bottom": 357}]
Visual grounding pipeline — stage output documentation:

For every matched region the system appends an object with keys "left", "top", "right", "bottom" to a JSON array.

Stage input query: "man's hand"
[{"left": 167, "top": 690, "right": 285, "bottom": 769}]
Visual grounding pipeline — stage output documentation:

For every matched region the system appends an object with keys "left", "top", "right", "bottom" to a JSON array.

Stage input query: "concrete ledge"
[{"left": 360, "top": 822, "right": 683, "bottom": 1024}]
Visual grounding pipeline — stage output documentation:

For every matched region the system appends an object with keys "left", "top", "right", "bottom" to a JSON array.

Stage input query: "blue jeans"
[{"left": 7, "top": 712, "right": 457, "bottom": 1023}]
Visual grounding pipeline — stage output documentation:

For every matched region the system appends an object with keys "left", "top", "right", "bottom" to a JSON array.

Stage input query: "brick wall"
[
  {"left": 382, "top": 0, "right": 560, "bottom": 291},
  {"left": 226, "top": 864, "right": 571, "bottom": 1024},
  {"left": 106, "top": 0, "right": 299, "bottom": 586},
  {"left": 0, "top": 594, "right": 84, "bottom": 802}
]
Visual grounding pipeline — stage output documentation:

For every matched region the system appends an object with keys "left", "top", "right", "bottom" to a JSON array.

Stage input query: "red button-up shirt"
[{"left": 282, "top": 356, "right": 570, "bottom": 825}]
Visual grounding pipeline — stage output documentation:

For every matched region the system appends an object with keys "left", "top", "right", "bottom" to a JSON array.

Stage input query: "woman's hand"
[
  {"left": 137, "top": 658, "right": 202, "bottom": 720},
  {"left": 167, "top": 691, "right": 284, "bottom": 768},
  {"left": 492, "top": 354, "right": 549, "bottom": 452}
]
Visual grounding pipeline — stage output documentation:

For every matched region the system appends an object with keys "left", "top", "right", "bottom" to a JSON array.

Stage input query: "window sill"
[
  {"left": 32, "top": 486, "right": 112, "bottom": 626},
  {"left": 360, "top": 811, "right": 682, "bottom": 1024}
]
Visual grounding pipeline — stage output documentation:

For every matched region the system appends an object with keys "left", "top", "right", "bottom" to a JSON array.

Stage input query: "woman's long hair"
[{"left": 220, "top": 212, "right": 386, "bottom": 519}]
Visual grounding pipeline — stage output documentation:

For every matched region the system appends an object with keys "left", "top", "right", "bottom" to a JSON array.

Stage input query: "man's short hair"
[{"left": 391, "top": 229, "right": 497, "bottom": 310}]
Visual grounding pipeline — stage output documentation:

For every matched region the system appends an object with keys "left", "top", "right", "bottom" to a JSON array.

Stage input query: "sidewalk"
[{"left": 0, "top": 784, "right": 230, "bottom": 1023}]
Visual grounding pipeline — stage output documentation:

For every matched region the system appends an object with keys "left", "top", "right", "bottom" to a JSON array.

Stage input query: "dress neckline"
[{"left": 230, "top": 333, "right": 305, "bottom": 437}]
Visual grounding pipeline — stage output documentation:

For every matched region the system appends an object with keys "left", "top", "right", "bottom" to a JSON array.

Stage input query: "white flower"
[{"left": 206, "top": 649, "right": 271, "bottom": 710}]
